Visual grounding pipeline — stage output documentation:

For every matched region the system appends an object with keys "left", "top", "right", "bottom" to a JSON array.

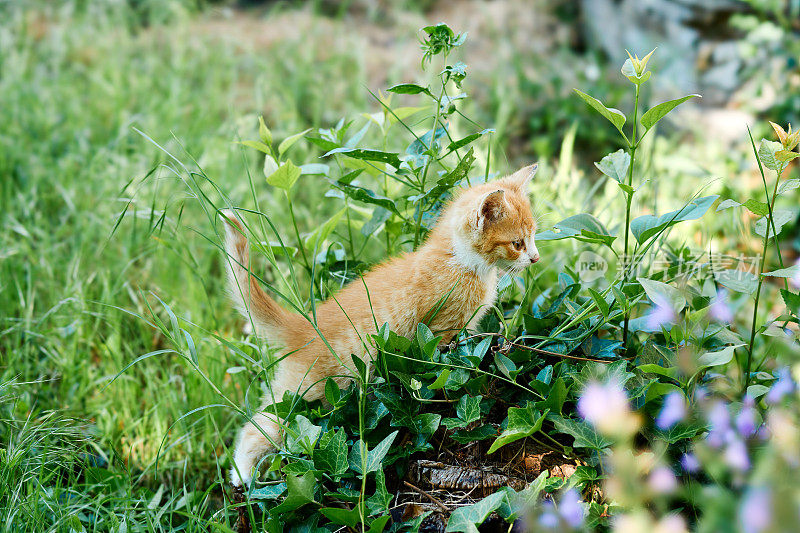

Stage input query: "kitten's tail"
[{"left": 219, "top": 210, "right": 292, "bottom": 341}]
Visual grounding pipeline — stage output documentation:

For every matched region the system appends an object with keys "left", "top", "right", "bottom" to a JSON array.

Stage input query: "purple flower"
[
  {"left": 706, "top": 402, "right": 731, "bottom": 448},
  {"left": 648, "top": 466, "right": 678, "bottom": 494},
  {"left": 558, "top": 489, "right": 584, "bottom": 528},
  {"left": 736, "top": 397, "right": 758, "bottom": 438},
  {"left": 791, "top": 259, "right": 800, "bottom": 289},
  {"left": 766, "top": 367, "right": 795, "bottom": 404},
  {"left": 680, "top": 453, "right": 701, "bottom": 473},
  {"left": 578, "top": 381, "right": 628, "bottom": 426},
  {"left": 538, "top": 501, "right": 559, "bottom": 529},
  {"left": 709, "top": 289, "right": 734, "bottom": 323},
  {"left": 739, "top": 488, "right": 772, "bottom": 533},
  {"left": 656, "top": 391, "right": 687, "bottom": 430},
  {"left": 724, "top": 438, "right": 750, "bottom": 471},
  {"left": 646, "top": 295, "right": 677, "bottom": 330}
]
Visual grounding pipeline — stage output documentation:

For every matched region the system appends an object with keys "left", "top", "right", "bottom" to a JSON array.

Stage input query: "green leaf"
[
  {"left": 313, "top": 429, "right": 349, "bottom": 477},
  {"left": 239, "top": 140, "right": 270, "bottom": 154},
  {"left": 349, "top": 431, "right": 398, "bottom": 475},
  {"left": 758, "top": 139, "right": 786, "bottom": 172},
  {"left": 716, "top": 269, "right": 758, "bottom": 295},
  {"left": 778, "top": 179, "right": 800, "bottom": 195},
  {"left": 494, "top": 351, "right": 517, "bottom": 379},
  {"left": 323, "top": 148, "right": 402, "bottom": 169},
  {"left": 621, "top": 59, "right": 652, "bottom": 85},
  {"left": 697, "top": 345, "right": 743, "bottom": 368},
  {"left": 304, "top": 207, "right": 346, "bottom": 252},
  {"left": 387, "top": 83, "right": 432, "bottom": 96},
  {"left": 456, "top": 395, "right": 482, "bottom": 424},
  {"left": 781, "top": 289, "right": 800, "bottom": 315},
  {"left": 487, "top": 405, "right": 548, "bottom": 454},
  {"left": 270, "top": 471, "right": 316, "bottom": 513},
  {"left": 266, "top": 160, "right": 302, "bottom": 191},
  {"left": 536, "top": 213, "right": 615, "bottom": 246},
  {"left": 551, "top": 415, "right": 613, "bottom": 451},
  {"left": 258, "top": 116, "right": 272, "bottom": 145},
  {"left": 278, "top": 128, "right": 311, "bottom": 157},
  {"left": 653, "top": 421, "right": 706, "bottom": 444},
  {"left": 764, "top": 265, "right": 800, "bottom": 278},
  {"left": 331, "top": 180, "right": 402, "bottom": 216},
  {"left": 755, "top": 209, "right": 794, "bottom": 238},
  {"left": 637, "top": 277, "right": 686, "bottom": 313},
  {"left": 742, "top": 199, "right": 769, "bottom": 216},
  {"left": 445, "top": 490, "right": 509, "bottom": 533},
  {"left": 285, "top": 414, "right": 322, "bottom": 455},
  {"left": 250, "top": 482, "right": 286, "bottom": 500},
  {"left": 428, "top": 368, "right": 451, "bottom": 390},
  {"left": 640, "top": 94, "right": 700, "bottom": 133},
  {"left": 573, "top": 89, "right": 626, "bottom": 138},
  {"left": 595, "top": 149, "right": 630, "bottom": 183},
  {"left": 446, "top": 129, "right": 494, "bottom": 152},
  {"left": 588, "top": 288, "right": 610, "bottom": 318},
  {"left": 320, "top": 507, "right": 361, "bottom": 528},
  {"left": 630, "top": 195, "right": 718, "bottom": 243}
]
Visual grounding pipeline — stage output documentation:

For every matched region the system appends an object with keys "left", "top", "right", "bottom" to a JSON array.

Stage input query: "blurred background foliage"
[{"left": 1, "top": 0, "right": 798, "bottom": 529}]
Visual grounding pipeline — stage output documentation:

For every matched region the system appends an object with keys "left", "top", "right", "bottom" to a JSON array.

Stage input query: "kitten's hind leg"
[{"left": 229, "top": 412, "right": 282, "bottom": 487}]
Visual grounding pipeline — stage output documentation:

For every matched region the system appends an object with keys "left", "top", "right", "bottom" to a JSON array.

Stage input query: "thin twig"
[{"left": 403, "top": 481, "right": 450, "bottom": 513}]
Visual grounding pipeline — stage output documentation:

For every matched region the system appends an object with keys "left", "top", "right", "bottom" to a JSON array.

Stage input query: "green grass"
[{"left": 2, "top": 2, "right": 798, "bottom": 531}]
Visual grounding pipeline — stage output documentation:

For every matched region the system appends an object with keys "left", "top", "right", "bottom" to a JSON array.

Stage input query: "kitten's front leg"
[{"left": 229, "top": 412, "right": 283, "bottom": 487}]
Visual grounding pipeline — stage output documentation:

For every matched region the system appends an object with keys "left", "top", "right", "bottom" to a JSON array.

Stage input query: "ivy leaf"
[
  {"left": 456, "top": 395, "right": 482, "bottom": 425},
  {"left": 266, "top": 160, "right": 302, "bottom": 191},
  {"left": 285, "top": 415, "right": 322, "bottom": 455},
  {"left": 320, "top": 507, "right": 361, "bottom": 528},
  {"left": 270, "top": 471, "right": 316, "bottom": 513},
  {"left": 630, "top": 195, "right": 718, "bottom": 243},
  {"left": 349, "top": 431, "right": 398, "bottom": 475},
  {"left": 551, "top": 415, "right": 613, "bottom": 451},
  {"left": 573, "top": 89, "right": 627, "bottom": 139},
  {"left": 445, "top": 490, "right": 509, "bottom": 533},
  {"left": 640, "top": 94, "right": 700, "bottom": 134},
  {"left": 313, "top": 429, "right": 349, "bottom": 477},
  {"left": 595, "top": 149, "right": 630, "bottom": 183},
  {"left": 487, "top": 405, "right": 548, "bottom": 454}
]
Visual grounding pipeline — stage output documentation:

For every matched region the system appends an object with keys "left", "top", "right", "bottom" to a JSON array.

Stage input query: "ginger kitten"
[{"left": 221, "top": 164, "right": 540, "bottom": 486}]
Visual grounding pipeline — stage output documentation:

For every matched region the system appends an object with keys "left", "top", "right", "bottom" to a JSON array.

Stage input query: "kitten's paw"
[{"left": 229, "top": 466, "right": 252, "bottom": 488}]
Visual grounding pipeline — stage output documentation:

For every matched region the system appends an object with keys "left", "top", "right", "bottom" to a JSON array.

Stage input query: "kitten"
[{"left": 221, "top": 164, "right": 540, "bottom": 486}]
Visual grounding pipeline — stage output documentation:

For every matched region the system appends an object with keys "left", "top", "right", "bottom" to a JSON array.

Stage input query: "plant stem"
[
  {"left": 413, "top": 54, "right": 448, "bottom": 249},
  {"left": 621, "top": 83, "right": 640, "bottom": 350},
  {"left": 745, "top": 166, "right": 784, "bottom": 393},
  {"left": 286, "top": 191, "right": 311, "bottom": 271}
]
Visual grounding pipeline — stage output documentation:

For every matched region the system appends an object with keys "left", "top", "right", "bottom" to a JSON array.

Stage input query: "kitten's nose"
[{"left": 530, "top": 253, "right": 540, "bottom": 264}]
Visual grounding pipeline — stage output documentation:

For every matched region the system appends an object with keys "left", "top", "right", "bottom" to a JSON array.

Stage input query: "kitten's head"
[{"left": 449, "top": 164, "right": 539, "bottom": 274}]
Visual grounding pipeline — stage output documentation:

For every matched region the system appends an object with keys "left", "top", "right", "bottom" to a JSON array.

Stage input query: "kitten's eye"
[{"left": 512, "top": 239, "right": 525, "bottom": 251}]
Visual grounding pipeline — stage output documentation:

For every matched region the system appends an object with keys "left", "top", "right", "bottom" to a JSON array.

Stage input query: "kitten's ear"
[
  {"left": 506, "top": 163, "right": 538, "bottom": 190},
  {"left": 477, "top": 189, "right": 506, "bottom": 229}
]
